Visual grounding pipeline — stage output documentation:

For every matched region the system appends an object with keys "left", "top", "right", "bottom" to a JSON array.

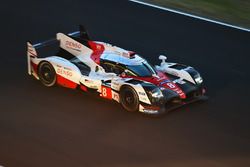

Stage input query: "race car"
[{"left": 27, "top": 25, "right": 206, "bottom": 115}]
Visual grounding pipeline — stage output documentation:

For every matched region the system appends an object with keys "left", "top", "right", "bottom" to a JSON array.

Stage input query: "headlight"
[
  {"left": 194, "top": 74, "right": 203, "bottom": 84},
  {"left": 150, "top": 88, "right": 164, "bottom": 98}
]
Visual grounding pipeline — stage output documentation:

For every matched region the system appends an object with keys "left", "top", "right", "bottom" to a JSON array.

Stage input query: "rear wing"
[
  {"left": 26, "top": 25, "right": 91, "bottom": 75},
  {"left": 27, "top": 25, "right": 90, "bottom": 49}
]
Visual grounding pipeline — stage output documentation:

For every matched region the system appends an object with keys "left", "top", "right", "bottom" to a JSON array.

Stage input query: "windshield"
[{"left": 126, "top": 62, "right": 156, "bottom": 77}]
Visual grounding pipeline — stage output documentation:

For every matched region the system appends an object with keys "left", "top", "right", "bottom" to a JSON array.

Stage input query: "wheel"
[
  {"left": 38, "top": 61, "right": 56, "bottom": 87},
  {"left": 120, "top": 86, "right": 139, "bottom": 112}
]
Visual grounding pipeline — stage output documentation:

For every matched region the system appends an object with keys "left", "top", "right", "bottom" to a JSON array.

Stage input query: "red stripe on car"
[
  {"left": 88, "top": 41, "right": 105, "bottom": 64},
  {"left": 31, "top": 61, "right": 38, "bottom": 74},
  {"left": 56, "top": 74, "right": 78, "bottom": 89},
  {"left": 80, "top": 85, "right": 88, "bottom": 92},
  {"left": 28, "top": 51, "right": 37, "bottom": 57},
  {"left": 122, "top": 71, "right": 186, "bottom": 99}
]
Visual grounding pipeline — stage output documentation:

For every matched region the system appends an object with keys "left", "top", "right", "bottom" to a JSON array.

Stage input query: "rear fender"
[
  {"left": 44, "top": 56, "right": 82, "bottom": 86},
  {"left": 31, "top": 56, "right": 82, "bottom": 88}
]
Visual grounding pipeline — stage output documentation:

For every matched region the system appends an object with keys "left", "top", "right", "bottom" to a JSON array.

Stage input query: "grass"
[{"left": 140, "top": 0, "right": 250, "bottom": 29}]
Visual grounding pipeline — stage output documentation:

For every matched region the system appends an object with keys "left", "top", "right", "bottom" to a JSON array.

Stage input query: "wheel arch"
[
  {"left": 119, "top": 84, "right": 140, "bottom": 112},
  {"left": 37, "top": 60, "right": 57, "bottom": 87},
  {"left": 119, "top": 82, "right": 151, "bottom": 105},
  {"left": 37, "top": 60, "right": 53, "bottom": 77}
]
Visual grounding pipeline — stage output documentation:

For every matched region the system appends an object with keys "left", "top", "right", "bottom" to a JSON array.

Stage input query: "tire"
[
  {"left": 120, "top": 86, "right": 139, "bottom": 112},
  {"left": 38, "top": 61, "right": 56, "bottom": 87}
]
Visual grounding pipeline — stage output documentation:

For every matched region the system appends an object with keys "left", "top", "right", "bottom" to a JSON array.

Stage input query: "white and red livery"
[{"left": 27, "top": 26, "right": 206, "bottom": 115}]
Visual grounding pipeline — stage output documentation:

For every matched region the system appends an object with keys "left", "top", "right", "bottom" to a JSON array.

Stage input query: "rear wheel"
[
  {"left": 38, "top": 61, "right": 56, "bottom": 87},
  {"left": 120, "top": 86, "right": 139, "bottom": 112}
]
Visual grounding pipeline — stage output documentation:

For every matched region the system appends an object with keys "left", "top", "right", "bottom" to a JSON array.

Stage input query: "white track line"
[{"left": 129, "top": 0, "right": 250, "bottom": 32}]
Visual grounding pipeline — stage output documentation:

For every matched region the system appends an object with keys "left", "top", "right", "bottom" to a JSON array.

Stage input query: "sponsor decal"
[
  {"left": 57, "top": 68, "right": 73, "bottom": 77},
  {"left": 100, "top": 86, "right": 112, "bottom": 100},
  {"left": 64, "top": 67, "right": 72, "bottom": 71},
  {"left": 111, "top": 83, "right": 119, "bottom": 91},
  {"left": 84, "top": 79, "right": 94, "bottom": 84},
  {"left": 89, "top": 85, "right": 98, "bottom": 89},
  {"left": 143, "top": 109, "right": 159, "bottom": 114},
  {"left": 65, "top": 41, "right": 82, "bottom": 52},
  {"left": 142, "top": 105, "right": 160, "bottom": 114},
  {"left": 140, "top": 97, "right": 148, "bottom": 101},
  {"left": 111, "top": 81, "right": 120, "bottom": 89},
  {"left": 112, "top": 91, "right": 120, "bottom": 102},
  {"left": 112, "top": 82, "right": 119, "bottom": 86},
  {"left": 138, "top": 92, "right": 146, "bottom": 96}
]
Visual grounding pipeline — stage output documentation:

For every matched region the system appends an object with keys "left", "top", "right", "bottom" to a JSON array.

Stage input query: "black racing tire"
[
  {"left": 38, "top": 61, "right": 56, "bottom": 87},
  {"left": 120, "top": 86, "right": 139, "bottom": 112}
]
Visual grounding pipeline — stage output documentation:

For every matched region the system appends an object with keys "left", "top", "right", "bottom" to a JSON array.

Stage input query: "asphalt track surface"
[{"left": 0, "top": 1, "right": 250, "bottom": 167}]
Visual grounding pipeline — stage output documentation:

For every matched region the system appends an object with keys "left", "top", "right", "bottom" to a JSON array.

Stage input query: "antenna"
[{"left": 79, "top": 25, "right": 90, "bottom": 40}]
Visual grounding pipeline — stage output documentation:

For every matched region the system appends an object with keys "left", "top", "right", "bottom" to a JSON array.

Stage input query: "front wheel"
[
  {"left": 120, "top": 86, "right": 139, "bottom": 112},
  {"left": 38, "top": 61, "right": 56, "bottom": 87}
]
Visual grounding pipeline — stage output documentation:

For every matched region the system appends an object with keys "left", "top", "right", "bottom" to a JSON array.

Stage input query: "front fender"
[
  {"left": 112, "top": 78, "right": 152, "bottom": 105},
  {"left": 155, "top": 63, "right": 198, "bottom": 84}
]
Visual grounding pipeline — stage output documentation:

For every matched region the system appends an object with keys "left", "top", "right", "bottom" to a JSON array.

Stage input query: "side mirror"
[
  {"left": 95, "top": 66, "right": 99, "bottom": 72},
  {"left": 121, "top": 69, "right": 129, "bottom": 77},
  {"left": 159, "top": 55, "right": 167, "bottom": 65}
]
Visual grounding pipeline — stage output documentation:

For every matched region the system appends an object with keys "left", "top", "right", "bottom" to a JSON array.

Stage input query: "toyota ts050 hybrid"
[{"left": 27, "top": 26, "right": 206, "bottom": 115}]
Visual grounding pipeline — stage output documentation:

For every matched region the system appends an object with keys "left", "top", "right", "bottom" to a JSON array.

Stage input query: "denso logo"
[{"left": 65, "top": 41, "right": 81, "bottom": 49}]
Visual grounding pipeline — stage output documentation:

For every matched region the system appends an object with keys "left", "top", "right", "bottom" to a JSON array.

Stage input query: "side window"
[
  {"left": 125, "top": 70, "right": 136, "bottom": 76},
  {"left": 102, "top": 62, "right": 124, "bottom": 75},
  {"left": 70, "top": 57, "right": 91, "bottom": 76},
  {"left": 112, "top": 66, "right": 124, "bottom": 75},
  {"left": 102, "top": 63, "right": 114, "bottom": 73}
]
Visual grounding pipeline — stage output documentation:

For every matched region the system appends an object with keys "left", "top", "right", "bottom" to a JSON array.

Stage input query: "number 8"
[
  {"left": 167, "top": 83, "right": 175, "bottom": 88},
  {"left": 102, "top": 87, "right": 107, "bottom": 97}
]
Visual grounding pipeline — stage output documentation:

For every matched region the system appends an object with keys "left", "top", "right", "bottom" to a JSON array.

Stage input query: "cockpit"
[
  {"left": 101, "top": 60, "right": 156, "bottom": 77},
  {"left": 125, "top": 61, "right": 156, "bottom": 77}
]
